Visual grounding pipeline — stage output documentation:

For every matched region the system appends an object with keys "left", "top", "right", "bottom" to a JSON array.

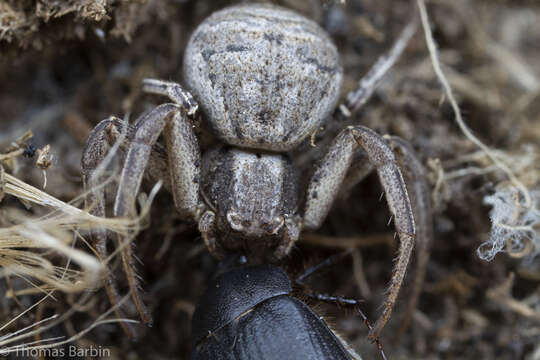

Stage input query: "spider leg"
[
  {"left": 114, "top": 100, "right": 203, "bottom": 325},
  {"left": 309, "top": 135, "right": 432, "bottom": 336},
  {"left": 337, "top": 151, "right": 374, "bottom": 199},
  {"left": 142, "top": 79, "right": 221, "bottom": 257},
  {"left": 143, "top": 79, "right": 198, "bottom": 116},
  {"left": 83, "top": 116, "right": 173, "bottom": 192},
  {"left": 386, "top": 136, "right": 432, "bottom": 337},
  {"left": 140, "top": 79, "right": 205, "bottom": 219},
  {"left": 337, "top": 17, "right": 418, "bottom": 118},
  {"left": 303, "top": 126, "right": 415, "bottom": 340},
  {"left": 82, "top": 116, "right": 137, "bottom": 337},
  {"left": 105, "top": 119, "right": 173, "bottom": 192}
]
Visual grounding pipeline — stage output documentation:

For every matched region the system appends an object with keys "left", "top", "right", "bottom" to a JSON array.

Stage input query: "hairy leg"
[
  {"left": 140, "top": 79, "right": 205, "bottom": 219},
  {"left": 84, "top": 116, "right": 173, "bottom": 192},
  {"left": 304, "top": 126, "right": 415, "bottom": 340},
  {"left": 82, "top": 116, "right": 137, "bottom": 337},
  {"left": 337, "top": 151, "right": 374, "bottom": 199},
  {"left": 83, "top": 77, "right": 204, "bottom": 334},
  {"left": 143, "top": 79, "right": 198, "bottom": 116},
  {"left": 105, "top": 119, "right": 173, "bottom": 192},
  {"left": 113, "top": 102, "right": 203, "bottom": 324},
  {"left": 387, "top": 136, "right": 432, "bottom": 336}
]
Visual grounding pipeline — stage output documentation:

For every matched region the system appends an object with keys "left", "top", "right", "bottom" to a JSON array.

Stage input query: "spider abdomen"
[{"left": 183, "top": 4, "right": 343, "bottom": 152}]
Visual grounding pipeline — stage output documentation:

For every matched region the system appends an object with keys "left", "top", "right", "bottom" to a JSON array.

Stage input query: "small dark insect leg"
[
  {"left": 337, "top": 17, "right": 418, "bottom": 118},
  {"left": 304, "top": 126, "right": 415, "bottom": 340},
  {"left": 387, "top": 136, "right": 432, "bottom": 336},
  {"left": 295, "top": 252, "right": 387, "bottom": 360},
  {"left": 114, "top": 103, "right": 203, "bottom": 325},
  {"left": 295, "top": 251, "right": 352, "bottom": 286},
  {"left": 82, "top": 116, "right": 137, "bottom": 337},
  {"left": 306, "top": 292, "right": 387, "bottom": 360}
]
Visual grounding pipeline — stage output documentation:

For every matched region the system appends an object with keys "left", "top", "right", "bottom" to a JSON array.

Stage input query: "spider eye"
[
  {"left": 264, "top": 216, "right": 284, "bottom": 234},
  {"left": 261, "top": 221, "right": 272, "bottom": 233},
  {"left": 273, "top": 215, "right": 284, "bottom": 228},
  {"left": 226, "top": 212, "right": 243, "bottom": 231},
  {"left": 227, "top": 212, "right": 251, "bottom": 231}
]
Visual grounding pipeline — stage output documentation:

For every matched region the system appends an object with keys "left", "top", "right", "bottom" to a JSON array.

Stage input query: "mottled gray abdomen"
[{"left": 183, "top": 4, "right": 343, "bottom": 151}]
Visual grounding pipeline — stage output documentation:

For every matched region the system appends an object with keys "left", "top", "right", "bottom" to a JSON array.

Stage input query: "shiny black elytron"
[{"left": 191, "top": 258, "right": 356, "bottom": 360}]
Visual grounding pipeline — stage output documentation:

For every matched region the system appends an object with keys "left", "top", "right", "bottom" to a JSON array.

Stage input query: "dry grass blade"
[
  {"left": 0, "top": 293, "right": 137, "bottom": 355},
  {"left": 416, "top": 0, "right": 531, "bottom": 206},
  {"left": 486, "top": 273, "right": 540, "bottom": 324},
  {"left": 416, "top": 0, "right": 539, "bottom": 261},
  {"left": 1, "top": 132, "right": 161, "bottom": 298},
  {"left": 0, "top": 162, "right": 160, "bottom": 354}
]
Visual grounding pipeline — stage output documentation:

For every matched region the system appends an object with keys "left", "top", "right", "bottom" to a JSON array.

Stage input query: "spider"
[{"left": 82, "top": 3, "right": 430, "bottom": 341}]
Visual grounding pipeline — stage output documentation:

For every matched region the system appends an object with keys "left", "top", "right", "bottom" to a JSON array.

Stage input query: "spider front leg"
[
  {"left": 82, "top": 117, "right": 137, "bottom": 337},
  {"left": 303, "top": 126, "right": 415, "bottom": 340},
  {"left": 387, "top": 136, "right": 432, "bottom": 336},
  {"left": 83, "top": 81, "right": 206, "bottom": 333},
  {"left": 113, "top": 98, "right": 206, "bottom": 324},
  {"left": 142, "top": 79, "right": 198, "bottom": 116},
  {"left": 83, "top": 116, "right": 174, "bottom": 193},
  {"left": 142, "top": 78, "right": 220, "bottom": 250}
]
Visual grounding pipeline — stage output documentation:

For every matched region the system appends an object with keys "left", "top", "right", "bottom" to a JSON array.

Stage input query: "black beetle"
[{"left": 191, "top": 256, "right": 371, "bottom": 360}]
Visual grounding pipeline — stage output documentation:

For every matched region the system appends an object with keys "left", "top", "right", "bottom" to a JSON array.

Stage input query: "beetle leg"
[
  {"left": 295, "top": 251, "right": 352, "bottom": 286},
  {"left": 386, "top": 136, "right": 432, "bottom": 337},
  {"left": 336, "top": 17, "right": 418, "bottom": 118},
  {"left": 295, "top": 251, "right": 387, "bottom": 360},
  {"left": 304, "top": 125, "right": 415, "bottom": 340}
]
